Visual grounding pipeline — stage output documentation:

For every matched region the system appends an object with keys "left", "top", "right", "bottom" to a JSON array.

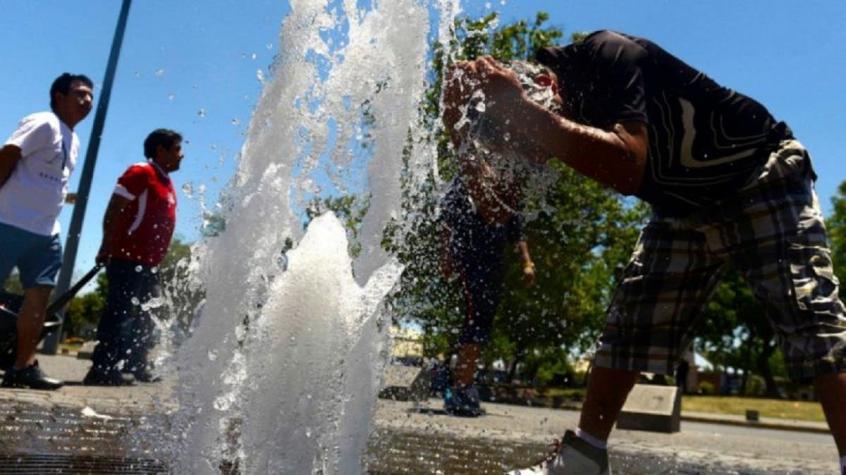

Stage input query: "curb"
[
  {"left": 486, "top": 395, "right": 831, "bottom": 435},
  {"left": 681, "top": 412, "right": 831, "bottom": 435}
]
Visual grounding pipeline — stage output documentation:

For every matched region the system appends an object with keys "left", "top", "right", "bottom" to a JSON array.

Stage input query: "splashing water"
[{"left": 169, "top": 0, "right": 460, "bottom": 473}]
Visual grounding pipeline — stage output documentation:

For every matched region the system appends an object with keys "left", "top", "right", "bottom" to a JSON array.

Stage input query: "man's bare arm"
[
  {"left": 445, "top": 58, "right": 649, "bottom": 196},
  {"left": 511, "top": 105, "right": 648, "bottom": 195},
  {"left": 97, "top": 194, "right": 132, "bottom": 262},
  {"left": 0, "top": 145, "right": 22, "bottom": 189}
]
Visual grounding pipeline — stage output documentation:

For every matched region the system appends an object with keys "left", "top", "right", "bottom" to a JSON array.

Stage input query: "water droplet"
[
  {"left": 154, "top": 68, "right": 165, "bottom": 77},
  {"left": 256, "top": 69, "right": 265, "bottom": 84},
  {"left": 231, "top": 118, "right": 241, "bottom": 126},
  {"left": 135, "top": 265, "right": 143, "bottom": 272},
  {"left": 131, "top": 297, "right": 140, "bottom": 306},
  {"left": 182, "top": 183, "right": 194, "bottom": 198},
  {"left": 213, "top": 396, "right": 231, "bottom": 411},
  {"left": 167, "top": 93, "right": 176, "bottom": 101},
  {"left": 265, "top": 43, "right": 273, "bottom": 50},
  {"left": 250, "top": 53, "right": 257, "bottom": 60},
  {"left": 197, "top": 108, "right": 207, "bottom": 118},
  {"left": 141, "top": 297, "right": 165, "bottom": 311},
  {"left": 207, "top": 350, "right": 218, "bottom": 361}
]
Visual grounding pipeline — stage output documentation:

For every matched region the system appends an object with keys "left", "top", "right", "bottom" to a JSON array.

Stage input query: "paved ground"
[
  {"left": 0, "top": 354, "right": 840, "bottom": 474},
  {"left": 370, "top": 398, "right": 837, "bottom": 474}
]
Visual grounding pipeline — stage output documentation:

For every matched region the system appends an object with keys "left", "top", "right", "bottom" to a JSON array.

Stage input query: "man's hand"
[
  {"left": 471, "top": 56, "right": 527, "bottom": 114},
  {"left": 95, "top": 244, "right": 110, "bottom": 266},
  {"left": 443, "top": 57, "right": 528, "bottom": 147},
  {"left": 0, "top": 145, "right": 22, "bottom": 189},
  {"left": 442, "top": 61, "right": 476, "bottom": 146},
  {"left": 522, "top": 261, "right": 536, "bottom": 287}
]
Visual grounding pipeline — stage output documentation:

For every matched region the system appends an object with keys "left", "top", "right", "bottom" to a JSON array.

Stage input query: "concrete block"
[
  {"left": 75, "top": 341, "right": 97, "bottom": 360},
  {"left": 379, "top": 365, "right": 431, "bottom": 402},
  {"left": 617, "top": 383, "right": 681, "bottom": 433}
]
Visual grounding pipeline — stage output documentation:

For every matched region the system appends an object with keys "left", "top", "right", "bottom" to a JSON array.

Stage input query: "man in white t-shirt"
[{"left": 0, "top": 73, "right": 94, "bottom": 390}]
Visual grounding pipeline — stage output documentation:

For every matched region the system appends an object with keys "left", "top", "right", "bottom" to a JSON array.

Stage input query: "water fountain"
[{"left": 168, "top": 1, "right": 460, "bottom": 472}]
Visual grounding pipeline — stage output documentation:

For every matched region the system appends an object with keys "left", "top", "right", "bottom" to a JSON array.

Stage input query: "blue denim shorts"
[{"left": 0, "top": 222, "right": 63, "bottom": 288}]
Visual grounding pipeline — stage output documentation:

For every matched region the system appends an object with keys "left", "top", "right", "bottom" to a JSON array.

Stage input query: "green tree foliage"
[
  {"left": 64, "top": 285, "right": 105, "bottom": 338},
  {"left": 829, "top": 180, "right": 846, "bottom": 300},
  {"left": 2, "top": 273, "right": 24, "bottom": 294},
  {"left": 696, "top": 271, "right": 784, "bottom": 396},
  {"left": 492, "top": 163, "right": 646, "bottom": 376},
  {"left": 384, "top": 12, "right": 646, "bottom": 381}
]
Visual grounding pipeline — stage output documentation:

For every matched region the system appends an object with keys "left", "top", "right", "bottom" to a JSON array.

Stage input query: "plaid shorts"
[{"left": 594, "top": 140, "right": 846, "bottom": 382}]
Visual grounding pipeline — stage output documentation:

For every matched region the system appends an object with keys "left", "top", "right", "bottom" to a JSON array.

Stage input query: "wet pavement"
[
  {"left": 0, "top": 354, "right": 839, "bottom": 474},
  {"left": 371, "top": 398, "right": 836, "bottom": 474}
]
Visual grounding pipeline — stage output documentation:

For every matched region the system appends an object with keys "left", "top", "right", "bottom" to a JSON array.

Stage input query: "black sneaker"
[
  {"left": 2, "top": 360, "right": 64, "bottom": 390},
  {"left": 443, "top": 384, "right": 483, "bottom": 417},
  {"left": 83, "top": 368, "right": 136, "bottom": 386}
]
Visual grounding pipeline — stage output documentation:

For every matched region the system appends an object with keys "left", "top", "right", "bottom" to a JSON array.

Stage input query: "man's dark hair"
[
  {"left": 50, "top": 73, "right": 94, "bottom": 110},
  {"left": 144, "top": 129, "right": 183, "bottom": 159}
]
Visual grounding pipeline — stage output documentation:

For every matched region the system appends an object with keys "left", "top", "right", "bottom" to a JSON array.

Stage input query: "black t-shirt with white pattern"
[{"left": 537, "top": 30, "right": 792, "bottom": 217}]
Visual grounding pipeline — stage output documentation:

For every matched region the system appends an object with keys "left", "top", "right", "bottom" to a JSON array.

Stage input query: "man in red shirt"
[{"left": 84, "top": 129, "right": 183, "bottom": 386}]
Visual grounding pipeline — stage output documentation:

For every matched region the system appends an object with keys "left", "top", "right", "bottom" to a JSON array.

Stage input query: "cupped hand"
[{"left": 443, "top": 57, "right": 527, "bottom": 142}]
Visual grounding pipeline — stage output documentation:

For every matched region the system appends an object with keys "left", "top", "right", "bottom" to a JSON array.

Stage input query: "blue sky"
[{"left": 1, "top": 1, "right": 844, "bottom": 278}]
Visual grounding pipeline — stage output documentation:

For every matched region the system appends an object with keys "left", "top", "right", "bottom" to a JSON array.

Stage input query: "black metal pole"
[{"left": 44, "top": 0, "right": 133, "bottom": 354}]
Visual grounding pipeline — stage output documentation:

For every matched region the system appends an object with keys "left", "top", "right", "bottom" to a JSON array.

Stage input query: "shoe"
[
  {"left": 1, "top": 360, "right": 64, "bottom": 390},
  {"left": 443, "top": 384, "right": 483, "bottom": 417},
  {"left": 84, "top": 368, "right": 136, "bottom": 386},
  {"left": 509, "top": 430, "right": 610, "bottom": 475}
]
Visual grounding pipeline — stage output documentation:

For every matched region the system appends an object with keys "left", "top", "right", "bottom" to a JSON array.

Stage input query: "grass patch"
[{"left": 682, "top": 395, "right": 825, "bottom": 422}]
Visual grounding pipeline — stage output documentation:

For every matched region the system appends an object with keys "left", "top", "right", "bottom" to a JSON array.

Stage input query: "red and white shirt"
[{"left": 106, "top": 161, "right": 177, "bottom": 267}]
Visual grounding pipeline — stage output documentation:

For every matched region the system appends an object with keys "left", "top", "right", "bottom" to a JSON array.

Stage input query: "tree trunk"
[
  {"left": 507, "top": 349, "right": 525, "bottom": 384},
  {"left": 740, "top": 329, "right": 755, "bottom": 395},
  {"left": 757, "top": 337, "right": 779, "bottom": 398}
]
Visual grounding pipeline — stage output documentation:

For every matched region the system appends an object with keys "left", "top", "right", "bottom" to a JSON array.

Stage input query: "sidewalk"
[{"left": 0, "top": 354, "right": 838, "bottom": 474}]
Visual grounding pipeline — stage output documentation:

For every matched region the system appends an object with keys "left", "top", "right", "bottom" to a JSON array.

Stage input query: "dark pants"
[
  {"left": 90, "top": 259, "right": 160, "bottom": 374},
  {"left": 457, "top": 254, "right": 506, "bottom": 345}
]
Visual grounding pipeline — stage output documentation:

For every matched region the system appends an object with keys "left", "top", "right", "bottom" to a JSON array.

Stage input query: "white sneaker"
[{"left": 509, "top": 430, "right": 611, "bottom": 475}]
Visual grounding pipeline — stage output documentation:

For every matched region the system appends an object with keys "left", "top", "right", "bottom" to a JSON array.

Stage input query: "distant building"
[{"left": 390, "top": 325, "right": 423, "bottom": 363}]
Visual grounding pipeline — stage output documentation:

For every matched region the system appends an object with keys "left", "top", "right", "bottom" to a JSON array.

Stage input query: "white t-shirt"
[{"left": 0, "top": 112, "right": 80, "bottom": 236}]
